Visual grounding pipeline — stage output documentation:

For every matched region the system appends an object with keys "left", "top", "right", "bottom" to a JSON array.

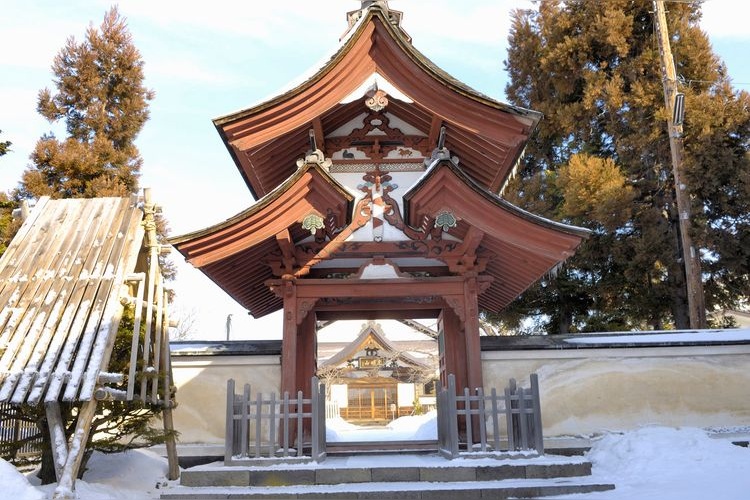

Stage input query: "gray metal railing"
[
  {"left": 437, "top": 373, "right": 544, "bottom": 458},
  {"left": 225, "top": 377, "right": 326, "bottom": 465}
]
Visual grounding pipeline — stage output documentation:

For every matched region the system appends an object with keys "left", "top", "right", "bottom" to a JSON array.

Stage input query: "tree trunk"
[{"left": 36, "top": 416, "right": 57, "bottom": 485}]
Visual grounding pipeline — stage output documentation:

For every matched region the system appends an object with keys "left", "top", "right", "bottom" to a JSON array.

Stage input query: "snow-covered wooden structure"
[{"left": 0, "top": 190, "right": 178, "bottom": 497}]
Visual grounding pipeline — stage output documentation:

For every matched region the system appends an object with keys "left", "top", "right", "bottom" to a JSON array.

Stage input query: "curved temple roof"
[
  {"left": 213, "top": 4, "right": 542, "bottom": 200},
  {"left": 172, "top": 3, "right": 589, "bottom": 320}
]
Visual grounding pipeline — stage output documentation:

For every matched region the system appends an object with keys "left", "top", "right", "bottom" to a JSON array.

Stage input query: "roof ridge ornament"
[{"left": 342, "top": 1, "right": 409, "bottom": 42}]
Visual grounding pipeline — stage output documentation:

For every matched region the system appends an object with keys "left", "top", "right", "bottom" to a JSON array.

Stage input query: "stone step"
[
  {"left": 160, "top": 477, "right": 615, "bottom": 499},
  {"left": 178, "top": 459, "right": 594, "bottom": 488},
  {"left": 163, "top": 453, "right": 614, "bottom": 499}
]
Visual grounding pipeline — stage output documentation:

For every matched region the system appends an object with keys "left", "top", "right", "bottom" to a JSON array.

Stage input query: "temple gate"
[{"left": 171, "top": 2, "right": 588, "bottom": 404}]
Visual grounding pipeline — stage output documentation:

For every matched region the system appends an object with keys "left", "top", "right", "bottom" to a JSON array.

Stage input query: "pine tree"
[
  {"left": 19, "top": 7, "right": 154, "bottom": 199},
  {"left": 498, "top": 0, "right": 750, "bottom": 332}
]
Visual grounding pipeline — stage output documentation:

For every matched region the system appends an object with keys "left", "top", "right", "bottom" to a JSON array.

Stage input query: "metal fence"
[
  {"left": 225, "top": 377, "right": 326, "bottom": 465},
  {"left": 0, "top": 402, "right": 42, "bottom": 462},
  {"left": 437, "top": 373, "right": 544, "bottom": 459}
]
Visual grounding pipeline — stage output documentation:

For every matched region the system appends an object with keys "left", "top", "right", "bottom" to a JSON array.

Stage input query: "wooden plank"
[
  {"left": 43, "top": 199, "right": 125, "bottom": 402},
  {"left": 10, "top": 200, "right": 97, "bottom": 402},
  {"left": 0, "top": 197, "right": 52, "bottom": 295},
  {"left": 490, "top": 388, "right": 500, "bottom": 451},
  {"left": 28, "top": 199, "right": 122, "bottom": 404},
  {"left": 530, "top": 374, "right": 544, "bottom": 454},
  {"left": 125, "top": 274, "right": 146, "bottom": 400},
  {"left": 224, "top": 379, "right": 235, "bottom": 464},
  {"left": 66, "top": 199, "right": 139, "bottom": 401},
  {"left": 51, "top": 198, "right": 125, "bottom": 400},
  {"left": 0, "top": 200, "right": 86, "bottom": 393},
  {"left": 150, "top": 273, "right": 165, "bottom": 403},
  {"left": 79, "top": 201, "right": 144, "bottom": 401}
]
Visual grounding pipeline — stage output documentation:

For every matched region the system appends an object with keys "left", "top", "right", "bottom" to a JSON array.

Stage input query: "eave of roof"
[{"left": 169, "top": 162, "right": 354, "bottom": 267}]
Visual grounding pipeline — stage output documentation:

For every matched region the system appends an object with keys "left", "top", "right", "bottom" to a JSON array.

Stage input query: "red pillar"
[
  {"left": 296, "top": 311, "right": 317, "bottom": 396},
  {"left": 280, "top": 278, "right": 298, "bottom": 398},
  {"left": 439, "top": 306, "right": 467, "bottom": 391},
  {"left": 463, "top": 275, "right": 483, "bottom": 392}
]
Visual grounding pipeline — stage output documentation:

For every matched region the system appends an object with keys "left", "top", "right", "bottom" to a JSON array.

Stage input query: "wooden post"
[
  {"left": 52, "top": 399, "right": 98, "bottom": 500},
  {"left": 280, "top": 278, "right": 298, "bottom": 398},
  {"left": 653, "top": 0, "right": 707, "bottom": 328},
  {"left": 44, "top": 402, "right": 67, "bottom": 483},
  {"left": 224, "top": 379, "right": 235, "bottom": 465},
  {"left": 463, "top": 275, "right": 483, "bottom": 393}
]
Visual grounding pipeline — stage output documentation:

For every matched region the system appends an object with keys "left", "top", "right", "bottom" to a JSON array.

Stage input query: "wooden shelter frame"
[{"left": 0, "top": 190, "right": 179, "bottom": 498}]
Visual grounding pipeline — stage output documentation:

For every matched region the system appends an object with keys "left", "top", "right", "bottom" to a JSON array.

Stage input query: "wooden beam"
[
  {"left": 312, "top": 118, "right": 325, "bottom": 154},
  {"left": 427, "top": 115, "right": 444, "bottom": 150},
  {"left": 44, "top": 402, "right": 68, "bottom": 483},
  {"left": 276, "top": 229, "right": 297, "bottom": 275},
  {"left": 53, "top": 399, "right": 98, "bottom": 499}
]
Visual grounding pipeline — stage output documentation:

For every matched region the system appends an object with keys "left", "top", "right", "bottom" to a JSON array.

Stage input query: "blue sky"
[{"left": 1, "top": 1, "right": 748, "bottom": 340}]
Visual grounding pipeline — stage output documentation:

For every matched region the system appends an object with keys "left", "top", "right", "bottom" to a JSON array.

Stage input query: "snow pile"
[
  {"left": 386, "top": 410, "right": 437, "bottom": 440},
  {"left": 583, "top": 426, "right": 750, "bottom": 499},
  {"left": 326, "top": 411, "right": 437, "bottom": 442},
  {"left": 0, "top": 458, "right": 44, "bottom": 500},
  {"left": 31, "top": 449, "right": 172, "bottom": 499}
]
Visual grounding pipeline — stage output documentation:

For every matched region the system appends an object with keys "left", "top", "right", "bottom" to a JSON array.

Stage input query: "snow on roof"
[{"left": 565, "top": 328, "right": 750, "bottom": 345}]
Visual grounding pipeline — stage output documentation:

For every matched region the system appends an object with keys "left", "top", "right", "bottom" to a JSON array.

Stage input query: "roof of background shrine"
[
  {"left": 319, "top": 321, "right": 432, "bottom": 370},
  {"left": 0, "top": 196, "right": 145, "bottom": 405},
  {"left": 212, "top": 3, "right": 543, "bottom": 200}
]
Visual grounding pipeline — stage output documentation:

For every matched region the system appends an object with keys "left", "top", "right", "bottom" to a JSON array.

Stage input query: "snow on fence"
[
  {"left": 437, "top": 373, "right": 544, "bottom": 459},
  {"left": 225, "top": 377, "right": 326, "bottom": 465},
  {"left": 0, "top": 402, "right": 42, "bottom": 461}
]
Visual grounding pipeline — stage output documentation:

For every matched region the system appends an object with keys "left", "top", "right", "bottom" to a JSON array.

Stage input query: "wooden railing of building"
[
  {"left": 437, "top": 373, "right": 544, "bottom": 459},
  {"left": 225, "top": 377, "right": 326, "bottom": 464}
]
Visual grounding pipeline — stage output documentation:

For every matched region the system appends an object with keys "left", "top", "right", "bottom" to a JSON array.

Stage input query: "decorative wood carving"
[{"left": 325, "top": 110, "right": 430, "bottom": 161}]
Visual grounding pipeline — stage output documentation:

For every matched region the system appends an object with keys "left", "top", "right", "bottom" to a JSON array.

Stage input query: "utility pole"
[{"left": 652, "top": 1, "right": 707, "bottom": 329}]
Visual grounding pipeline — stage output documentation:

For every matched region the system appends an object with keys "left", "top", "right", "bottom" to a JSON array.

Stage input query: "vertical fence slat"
[
  {"left": 477, "top": 387, "right": 487, "bottom": 452},
  {"left": 463, "top": 387, "right": 472, "bottom": 452},
  {"left": 282, "top": 392, "right": 290, "bottom": 457},
  {"left": 296, "top": 391, "right": 303, "bottom": 457},
  {"left": 531, "top": 374, "right": 544, "bottom": 454},
  {"left": 254, "top": 392, "right": 262, "bottom": 458},
  {"left": 224, "top": 379, "right": 235, "bottom": 463},
  {"left": 490, "top": 388, "right": 500, "bottom": 451},
  {"left": 518, "top": 388, "right": 529, "bottom": 450},
  {"left": 268, "top": 391, "right": 277, "bottom": 458},
  {"left": 504, "top": 385, "right": 514, "bottom": 451}
]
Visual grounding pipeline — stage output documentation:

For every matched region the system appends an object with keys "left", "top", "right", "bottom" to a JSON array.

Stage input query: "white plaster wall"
[
  {"left": 482, "top": 345, "right": 750, "bottom": 437},
  {"left": 170, "top": 345, "right": 750, "bottom": 445},
  {"left": 171, "top": 355, "right": 280, "bottom": 444}
]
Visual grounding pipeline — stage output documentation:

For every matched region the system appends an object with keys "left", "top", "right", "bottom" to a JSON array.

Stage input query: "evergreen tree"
[
  {"left": 19, "top": 7, "right": 154, "bottom": 199},
  {"left": 497, "top": 0, "right": 750, "bottom": 333}
]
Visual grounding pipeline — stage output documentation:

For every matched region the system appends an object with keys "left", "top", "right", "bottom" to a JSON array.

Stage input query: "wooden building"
[
  {"left": 171, "top": 1, "right": 589, "bottom": 400},
  {"left": 318, "top": 321, "right": 437, "bottom": 423},
  {"left": 0, "top": 191, "right": 178, "bottom": 497}
]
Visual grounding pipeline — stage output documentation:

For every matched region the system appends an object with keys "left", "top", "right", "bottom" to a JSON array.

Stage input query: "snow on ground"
[
  {"left": 326, "top": 410, "right": 437, "bottom": 442},
  {"left": 2, "top": 422, "right": 749, "bottom": 499}
]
